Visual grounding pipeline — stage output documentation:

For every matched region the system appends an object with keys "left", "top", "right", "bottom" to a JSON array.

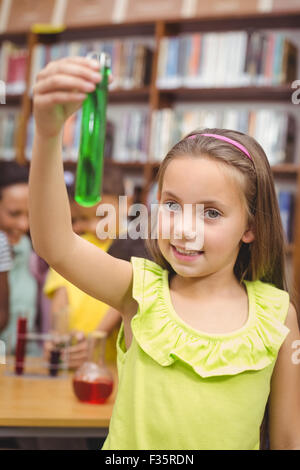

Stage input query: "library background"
[{"left": 0, "top": 0, "right": 300, "bottom": 451}]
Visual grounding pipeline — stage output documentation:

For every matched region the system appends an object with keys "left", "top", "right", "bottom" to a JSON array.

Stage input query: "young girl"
[{"left": 29, "top": 57, "right": 300, "bottom": 450}]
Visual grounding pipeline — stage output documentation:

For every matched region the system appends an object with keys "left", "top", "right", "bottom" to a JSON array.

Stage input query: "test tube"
[
  {"left": 15, "top": 317, "right": 27, "bottom": 375},
  {"left": 49, "top": 349, "right": 61, "bottom": 377},
  {"left": 75, "top": 52, "right": 111, "bottom": 207}
]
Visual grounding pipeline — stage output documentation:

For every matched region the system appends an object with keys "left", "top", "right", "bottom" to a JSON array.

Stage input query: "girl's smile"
[{"left": 171, "top": 243, "right": 204, "bottom": 261}]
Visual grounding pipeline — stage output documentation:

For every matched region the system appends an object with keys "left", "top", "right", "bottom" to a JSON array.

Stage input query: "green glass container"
[{"left": 75, "top": 52, "right": 111, "bottom": 207}]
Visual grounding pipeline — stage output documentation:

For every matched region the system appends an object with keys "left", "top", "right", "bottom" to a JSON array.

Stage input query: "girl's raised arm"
[{"left": 29, "top": 57, "right": 135, "bottom": 315}]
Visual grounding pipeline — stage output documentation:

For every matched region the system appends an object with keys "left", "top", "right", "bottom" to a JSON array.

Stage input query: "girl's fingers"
[
  {"left": 34, "top": 74, "right": 96, "bottom": 95},
  {"left": 65, "top": 342, "right": 88, "bottom": 354},
  {"left": 37, "top": 61, "right": 102, "bottom": 85},
  {"left": 34, "top": 91, "right": 86, "bottom": 106},
  {"left": 39, "top": 56, "right": 100, "bottom": 75},
  {"left": 63, "top": 56, "right": 100, "bottom": 69},
  {"left": 62, "top": 352, "right": 88, "bottom": 365},
  {"left": 65, "top": 57, "right": 113, "bottom": 84}
]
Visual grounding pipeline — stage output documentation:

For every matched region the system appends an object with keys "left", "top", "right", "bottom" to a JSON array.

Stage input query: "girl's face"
[
  {"left": 70, "top": 194, "right": 121, "bottom": 237},
  {"left": 157, "top": 156, "right": 254, "bottom": 278},
  {"left": 0, "top": 184, "right": 29, "bottom": 245}
]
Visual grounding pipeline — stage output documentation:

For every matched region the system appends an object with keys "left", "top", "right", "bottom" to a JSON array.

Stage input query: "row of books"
[
  {"left": 157, "top": 31, "right": 298, "bottom": 88},
  {"left": 2, "top": 31, "right": 298, "bottom": 96},
  {"left": 29, "top": 38, "right": 154, "bottom": 92},
  {"left": 149, "top": 108, "right": 295, "bottom": 165},
  {"left": 1, "top": 107, "right": 296, "bottom": 165},
  {"left": 0, "top": 42, "right": 28, "bottom": 95},
  {"left": 0, "top": 104, "right": 296, "bottom": 166},
  {"left": 25, "top": 105, "right": 150, "bottom": 163}
]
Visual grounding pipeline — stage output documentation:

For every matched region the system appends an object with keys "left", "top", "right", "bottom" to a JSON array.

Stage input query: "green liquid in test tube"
[{"left": 75, "top": 52, "right": 111, "bottom": 207}]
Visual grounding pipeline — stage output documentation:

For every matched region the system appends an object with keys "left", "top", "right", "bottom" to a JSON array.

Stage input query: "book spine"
[
  {"left": 166, "top": 36, "right": 179, "bottom": 88},
  {"left": 278, "top": 191, "right": 294, "bottom": 243},
  {"left": 264, "top": 33, "right": 275, "bottom": 85}
]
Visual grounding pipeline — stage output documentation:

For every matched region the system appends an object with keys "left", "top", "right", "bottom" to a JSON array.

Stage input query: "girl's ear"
[{"left": 242, "top": 225, "right": 255, "bottom": 244}]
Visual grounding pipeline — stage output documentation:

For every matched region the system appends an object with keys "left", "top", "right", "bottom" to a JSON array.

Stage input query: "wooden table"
[{"left": 0, "top": 358, "right": 117, "bottom": 438}]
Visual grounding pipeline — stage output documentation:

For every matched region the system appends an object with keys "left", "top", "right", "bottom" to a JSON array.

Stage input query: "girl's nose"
[
  {"left": 174, "top": 222, "right": 196, "bottom": 240},
  {"left": 184, "top": 229, "right": 197, "bottom": 240}
]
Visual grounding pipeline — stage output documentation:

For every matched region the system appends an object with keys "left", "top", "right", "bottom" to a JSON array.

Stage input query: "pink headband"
[{"left": 188, "top": 133, "right": 253, "bottom": 162}]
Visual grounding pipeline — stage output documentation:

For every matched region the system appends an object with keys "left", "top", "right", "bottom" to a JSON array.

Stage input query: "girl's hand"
[
  {"left": 43, "top": 330, "right": 88, "bottom": 370},
  {"left": 61, "top": 330, "right": 88, "bottom": 370},
  {"left": 33, "top": 56, "right": 103, "bottom": 139}
]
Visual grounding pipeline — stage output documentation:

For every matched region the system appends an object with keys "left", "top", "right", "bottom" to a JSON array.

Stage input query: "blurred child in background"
[
  {"left": 43, "top": 165, "right": 127, "bottom": 368},
  {"left": 0, "top": 161, "right": 38, "bottom": 354},
  {"left": 0, "top": 230, "right": 12, "bottom": 333}
]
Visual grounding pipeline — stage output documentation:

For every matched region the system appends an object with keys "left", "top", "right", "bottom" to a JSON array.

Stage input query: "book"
[
  {"left": 278, "top": 191, "right": 295, "bottom": 243},
  {"left": 0, "top": 42, "right": 28, "bottom": 95},
  {"left": 0, "top": 110, "right": 19, "bottom": 160}
]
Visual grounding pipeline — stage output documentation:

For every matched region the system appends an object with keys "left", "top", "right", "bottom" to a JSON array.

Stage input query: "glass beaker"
[
  {"left": 48, "top": 305, "right": 71, "bottom": 376},
  {"left": 72, "top": 331, "right": 114, "bottom": 404}
]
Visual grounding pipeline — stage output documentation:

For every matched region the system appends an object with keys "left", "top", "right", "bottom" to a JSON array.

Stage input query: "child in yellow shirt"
[{"left": 43, "top": 168, "right": 125, "bottom": 366}]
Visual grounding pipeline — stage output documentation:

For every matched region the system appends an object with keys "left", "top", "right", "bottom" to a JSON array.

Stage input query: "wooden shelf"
[
  {"left": 271, "top": 164, "right": 299, "bottom": 176},
  {"left": 5, "top": 94, "right": 23, "bottom": 106},
  {"left": 105, "top": 160, "right": 146, "bottom": 169},
  {"left": 158, "top": 85, "right": 295, "bottom": 103},
  {"left": 149, "top": 162, "right": 300, "bottom": 180},
  {"left": 4, "top": 88, "right": 150, "bottom": 107},
  {"left": 0, "top": 32, "right": 27, "bottom": 44},
  {"left": 62, "top": 160, "right": 147, "bottom": 169},
  {"left": 109, "top": 87, "right": 150, "bottom": 103},
  {"left": 10, "top": 84, "right": 294, "bottom": 107},
  {"left": 164, "top": 12, "right": 300, "bottom": 34}
]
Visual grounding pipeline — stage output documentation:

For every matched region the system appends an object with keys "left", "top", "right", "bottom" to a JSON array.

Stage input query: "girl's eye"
[
  {"left": 9, "top": 211, "right": 21, "bottom": 218},
  {"left": 164, "top": 201, "right": 181, "bottom": 212},
  {"left": 205, "top": 209, "right": 221, "bottom": 219}
]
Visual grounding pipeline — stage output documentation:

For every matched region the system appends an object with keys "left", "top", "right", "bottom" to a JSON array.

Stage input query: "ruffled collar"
[
  {"left": 130, "top": 258, "right": 290, "bottom": 378},
  {"left": 163, "top": 270, "right": 256, "bottom": 340}
]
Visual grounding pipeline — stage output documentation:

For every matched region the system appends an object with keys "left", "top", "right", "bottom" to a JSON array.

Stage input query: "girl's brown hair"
[{"left": 147, "top": 127, "right": 297, "bottom": 301}]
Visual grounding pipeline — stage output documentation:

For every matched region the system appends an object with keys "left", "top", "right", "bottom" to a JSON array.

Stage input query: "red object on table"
[{"left": 15, "top": 317, "right": 27, "bottom": 375}]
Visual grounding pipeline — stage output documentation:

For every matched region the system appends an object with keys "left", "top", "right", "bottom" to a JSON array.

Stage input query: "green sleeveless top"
[{"left": 102, "top": 257, "right": 290, "bottom": 450}]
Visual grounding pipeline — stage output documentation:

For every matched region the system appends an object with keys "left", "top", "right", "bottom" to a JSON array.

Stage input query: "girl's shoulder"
[
  {"left": 130, "top": 256, "right": 165, "bottom": 303},
  {"left": 128, "top": 257, "right": 291, "bottom": 378},
  {"left": 244, "top": 278, "right": 290, "bottom": 325}
]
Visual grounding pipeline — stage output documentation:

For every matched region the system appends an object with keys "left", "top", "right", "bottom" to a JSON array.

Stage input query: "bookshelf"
[{"left": 0, "top": 1, "right": 300, "bottom": 309}]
